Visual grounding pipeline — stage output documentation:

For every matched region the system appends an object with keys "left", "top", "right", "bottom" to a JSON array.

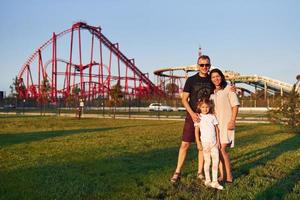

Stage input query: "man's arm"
[{"left": 182, "top": 92, "right": 198, "bottom": 122}]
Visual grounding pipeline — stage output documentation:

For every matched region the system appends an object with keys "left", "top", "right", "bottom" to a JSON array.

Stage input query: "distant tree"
[
  {"left": 268, "top": 82, "right": 300, "bottom": 133},
  {"left": 166, "top": 82, "right": 179, "bottom": 98},
  {"left": 65, "top": 86, "right": 80, "bottom": 108},
  {"left": 9, "top": 77, "right": 17, "bottom": 97},
  {"left": 38, "top": 78, "right": 50, "bottom": 115},
  {"left": 109, "top": 80, "right": 123, "bottom": 119},
  {"left": 7, "top": 76, "right": 24, "bottom": 106}
]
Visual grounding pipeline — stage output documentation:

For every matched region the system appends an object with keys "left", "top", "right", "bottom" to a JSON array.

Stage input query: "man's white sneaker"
[
  {"left": 210, "top": 181, "right": 224, "bottom": 190},
  {"left": 204, "top": 180, "right": 211, "bottom": 187}
]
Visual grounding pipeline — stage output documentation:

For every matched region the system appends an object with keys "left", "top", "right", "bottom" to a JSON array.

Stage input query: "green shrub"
[{"left": 268, "top": 84, "right": 300, "bottom": 133}]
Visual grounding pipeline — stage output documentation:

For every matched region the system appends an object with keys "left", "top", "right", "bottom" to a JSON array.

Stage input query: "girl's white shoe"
[
  {"left": 204, "top": 180, "right": 211, "bottom": 187},
  {"left": 210, "top": 181, "right": 224, "bottom": 190}
]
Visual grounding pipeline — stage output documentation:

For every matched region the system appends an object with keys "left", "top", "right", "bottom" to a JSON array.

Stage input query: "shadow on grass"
[
  {"left": 0, "top": 126, "right": 134, "bottom": 147},
  {"left": 236, "top": 123, "right": 262, "bottom": 133},
  {"left": 255, "top": 165, "right": 300, "bottom": 200},
  {"left": 235, "top": 124, "right": 284, "bottom": 147},
  {"left": 233, "top": 129, "right": 285, "bottom": 161},
  {"left": 0, "top": 117, "right": 180, "bottom": 148},
  {"left": 0, "top": 146, "right": 180, "bottom": 199},
  {"left": 234, "top": 134, "right": 300, "bottom": 179}
]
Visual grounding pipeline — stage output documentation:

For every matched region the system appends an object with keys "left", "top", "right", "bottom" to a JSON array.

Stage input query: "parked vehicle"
[
  {"left": 177, "top": 107, "right": 186, "bottom": 112},
  {"left": 3, "top": 104, "right": 16, "bottom": 109},
  {"left": 148, "top": 103, "right": 173, "bottom": 112}
]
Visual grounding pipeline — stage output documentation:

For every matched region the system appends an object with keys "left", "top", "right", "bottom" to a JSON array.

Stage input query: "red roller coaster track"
[{"left": 16, "top": 22, "right": 163, "bottom": 103}]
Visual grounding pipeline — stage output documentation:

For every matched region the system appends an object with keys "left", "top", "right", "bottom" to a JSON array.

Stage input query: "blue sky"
[{"left": 0, "top": 0, "right": 299, "bottom": 94}]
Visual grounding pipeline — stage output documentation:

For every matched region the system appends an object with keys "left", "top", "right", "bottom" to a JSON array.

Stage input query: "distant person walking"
[
  {"left": 170, "top": 55, "right": 213, "bottom": 183},
  {"left": 209, "top": 68, "right": 239, "bottom": 183}
]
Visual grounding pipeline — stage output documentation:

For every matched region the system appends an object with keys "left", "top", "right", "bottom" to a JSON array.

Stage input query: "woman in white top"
[{"left": 209, "top": 68, "right": 240, "bottom": 183}]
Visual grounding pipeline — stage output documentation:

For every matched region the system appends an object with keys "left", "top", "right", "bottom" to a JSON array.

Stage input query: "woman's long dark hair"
[{"left": 209, "top": 68, "right": 227, "bottom": 89}]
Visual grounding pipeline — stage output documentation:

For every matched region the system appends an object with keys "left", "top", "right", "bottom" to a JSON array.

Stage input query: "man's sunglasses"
[{"left": 198, "top": 64, "right": 211, "bottom": 67}]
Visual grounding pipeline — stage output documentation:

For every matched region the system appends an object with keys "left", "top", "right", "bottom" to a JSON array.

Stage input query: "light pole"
[
  {"left": 58, "top": 97, "right": 61, "bottom": 116},
  {"left": 102, "top": 95, "right": 105, "bottom": 117},
  {"left": 23, "top": 99, "right": 25, "bottom": 115},
  {"left": 128, "top": 94, "right": 131, "bottom": 118}
]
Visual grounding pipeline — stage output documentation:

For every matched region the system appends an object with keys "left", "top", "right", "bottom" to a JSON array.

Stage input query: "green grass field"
[
  {"left": 0, "top": 107, "right": 268, "bottom": 118},
  {"left": 0, "top": 116, "right": 299, "bottom": 200}
]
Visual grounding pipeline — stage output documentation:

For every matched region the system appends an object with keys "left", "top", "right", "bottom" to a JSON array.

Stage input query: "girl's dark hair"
[
  {"left": 209, "top": 68, "right": 227, "bottom": 89},
  {"left": 196, "top": 98, "right": 214, "bottom": 114}
]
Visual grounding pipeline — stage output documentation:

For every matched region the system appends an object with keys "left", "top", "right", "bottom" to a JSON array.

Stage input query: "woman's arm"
[
  {"left": 227, "top": 88, "right": 240, "bottom": 130},
  {"left": 215, "top": 125, "right": 221, "bottom": 148},
  {"left": 228, "top": 106, "right": 239, "bottom": 130}
]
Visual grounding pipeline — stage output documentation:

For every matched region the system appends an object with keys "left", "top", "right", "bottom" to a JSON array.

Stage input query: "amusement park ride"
[
  {"left": 154, "top": 62, "right": 300, "bottom": 99},
  {"left": 15, "top": 22, "right": 299, "bottom": 104},
  {"left": 16, "top": 22, "right": 162, "bottom": 104}
]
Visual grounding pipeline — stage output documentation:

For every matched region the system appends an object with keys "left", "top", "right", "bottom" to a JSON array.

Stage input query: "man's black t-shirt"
[{"left": 183, "top": 73, "right": 213, "bottom": 112}]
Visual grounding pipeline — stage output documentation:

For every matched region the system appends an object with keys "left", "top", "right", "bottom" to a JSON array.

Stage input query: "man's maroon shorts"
[{"left": 182, "top": 113, "right": 195, "bottom": 142}]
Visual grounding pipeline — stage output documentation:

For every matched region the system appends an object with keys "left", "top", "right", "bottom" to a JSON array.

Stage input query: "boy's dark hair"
[
  {"left": 196, "top": 98, "right": 214, "bottom": 114},
  {"left": 209, "top": 68, "right": 227, "bottom": 89}
]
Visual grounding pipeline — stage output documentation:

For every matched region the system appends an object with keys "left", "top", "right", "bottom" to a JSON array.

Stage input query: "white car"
[
  {"left": 148, "top": 103, "right": 173, "bottom": 112},
  {"left": 177, "top": 107, "right": 186, "bottom": 112}
]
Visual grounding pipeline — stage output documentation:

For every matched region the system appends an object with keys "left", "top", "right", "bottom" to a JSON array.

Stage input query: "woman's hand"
[
  {"left": 228, "top": 120, "right": 236, "bottom": 130},
  {"left": 217, "top": 141, "right": 221, "bottom": 149},
  {"left": 229, "top": 84, "right": 236, "bottom": 92}
]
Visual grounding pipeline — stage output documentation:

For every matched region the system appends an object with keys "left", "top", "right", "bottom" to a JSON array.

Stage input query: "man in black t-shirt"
[
  {"left": 184, "top": 73, "right": 213, "bottom": 112},
  {"left": 171, "top": 55, "right": 213, "bottom": 183}
]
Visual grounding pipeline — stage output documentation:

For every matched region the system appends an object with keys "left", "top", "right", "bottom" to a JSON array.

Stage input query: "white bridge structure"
[{"left": 154, "top": 64, "right": 300, "bottom": 97}]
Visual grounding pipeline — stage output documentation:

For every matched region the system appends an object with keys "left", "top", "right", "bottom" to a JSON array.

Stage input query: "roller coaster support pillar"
[{"left": 264, "top": 82, "right": 267, "bottom": 100}]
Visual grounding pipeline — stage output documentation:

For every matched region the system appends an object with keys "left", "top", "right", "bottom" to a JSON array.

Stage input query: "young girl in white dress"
[{"left": 194, "top": 99, "right": 223, "bottom": 190}]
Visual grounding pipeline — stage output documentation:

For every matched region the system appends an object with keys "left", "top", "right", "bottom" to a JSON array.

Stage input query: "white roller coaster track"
[{"left": 154, "top": 64, "right": 300, "bottom": 94}]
